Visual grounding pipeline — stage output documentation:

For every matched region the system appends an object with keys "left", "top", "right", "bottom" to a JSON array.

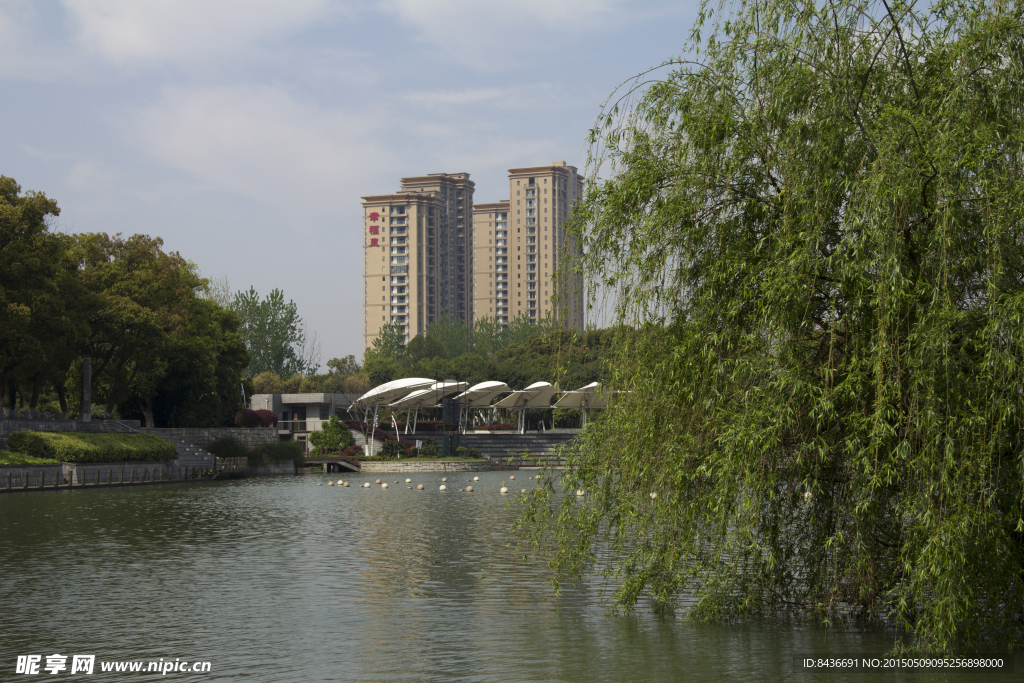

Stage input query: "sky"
[{"left": 0, "top": 0, "right": 700, "bottom": 367}]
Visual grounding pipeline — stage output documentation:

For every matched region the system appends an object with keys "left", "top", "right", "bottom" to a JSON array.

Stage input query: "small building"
[{"left": 249, "top": 393, "right": 359, "bottom": 450}]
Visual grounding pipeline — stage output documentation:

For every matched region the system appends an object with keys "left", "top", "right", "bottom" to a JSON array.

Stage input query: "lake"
[{"left": 0, "top": 471, "right": 1015, "bottom": 681}]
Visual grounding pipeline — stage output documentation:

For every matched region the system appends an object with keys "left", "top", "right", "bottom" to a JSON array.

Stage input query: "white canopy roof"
[
  {"left": 389, "top": 380, "right": 468, "bottom": 409},
  {"left": 352, "top": 377, "right": 433, "bottom": 408},
  {"left": 454, "top": 381, "right": 511, "bottom": 407},
  {"left": 493, "top": 381, "right": 556, "bottom": 409},
  {"left": 554, "top": 382, "right": 608, "bottom": 410}
]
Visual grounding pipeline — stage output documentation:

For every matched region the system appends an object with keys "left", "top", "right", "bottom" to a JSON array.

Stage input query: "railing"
[{"left": 279, "top": 420, "right": 308, "bottom": 432}]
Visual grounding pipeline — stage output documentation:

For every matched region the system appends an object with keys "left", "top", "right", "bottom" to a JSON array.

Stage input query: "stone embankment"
[{"left": 358, "top": 460, "right": 492, "bottom": 473}]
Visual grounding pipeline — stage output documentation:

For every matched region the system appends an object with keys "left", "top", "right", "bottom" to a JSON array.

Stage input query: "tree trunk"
[
  {"left": 55, "top": 380, "right": 68, "bottom": 415},
  {"left": 138, "top": 396, "right": 155, "bottom": 428},
  {"left": 29, "top": 372, "right": 41, "bottom": 409}
]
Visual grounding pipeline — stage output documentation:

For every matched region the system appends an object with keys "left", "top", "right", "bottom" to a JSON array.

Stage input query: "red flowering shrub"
[
  {"left": 234, "top": 409, "right": 261, "bottom": 428},
  {"left": 477, "top": 423, "right": 516, "bottom": 431},
  {"left": 254, "top": 409, "right": 278, "bottom": 428}
]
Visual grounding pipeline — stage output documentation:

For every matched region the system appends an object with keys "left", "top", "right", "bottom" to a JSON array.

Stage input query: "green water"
[{"left": 0, "top": 472, "right": 1016, "bottom": 681}]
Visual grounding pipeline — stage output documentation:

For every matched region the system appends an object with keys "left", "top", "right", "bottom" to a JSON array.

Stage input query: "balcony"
[
  {"left": 391, "top": 306, "right": 408, "bottom": 314},
  {"left": 526, "top": 264, "right": 537, "bottom": 272},
  {"left": 526, "top": 218, "right": 536, "bottom": 225},
  {"left": 525, "top": 189, "right": 536, "bottom": 198},
  {"left": 391, "top": 227, "right": 408, "bottom": 236},
  {"left": 391, "top": 296, "right": 408, "bottom": 304},
  {"left": 390, "top": 217, "right": 408, "bottom": 225},
  {"left": 390, "top": 256, "right": 408, "bottom": 264},
  {"left": 527, "top": 255, "right": 536, "bottom": 263}
]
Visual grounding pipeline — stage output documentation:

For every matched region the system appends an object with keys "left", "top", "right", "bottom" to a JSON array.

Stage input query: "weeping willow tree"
[{"left": 518, "top": 0, "right": 1024, "bottom": 653}]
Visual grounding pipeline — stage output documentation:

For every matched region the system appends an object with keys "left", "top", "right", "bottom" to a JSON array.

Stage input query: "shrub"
[
  {"left": 7, "top": 432, "right": 176, "bottom": 463},
  {"left": 206, "top": 437, "right": 249, "bottom": 460},
  {"left": 0, "top": 452, "right": 60, "bottom": 466},
  {"left": 420, "top": 438, "right": 439, "bottom": 457},
  {"left": 250, "top": 441, "right": 305, "bottom": 468},
  {"left": 309, "top": 414, "right": 353, "bottom": 452},
  {"left": 254, "top": 409, "right": 278, "bottom": 428},
  {"left": 380, "top": 440, "right": 404, "bottom": 458},
  {"left": 234, "top": 409, "right": 261, "bottom": 428},
  {"left": 477, "top": 423, "right": 516, "bottom": 431}
]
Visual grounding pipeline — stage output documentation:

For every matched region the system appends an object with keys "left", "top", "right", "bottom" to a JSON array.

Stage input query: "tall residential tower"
[
  {"left": 361, "top": 172, "right": 474, "bottom": 350},
  {"left": 471, "top": 161, "right": 584, "bottom": 329},
  {"left": 362, "top": 162, "right": 584, "bottom": 353}
]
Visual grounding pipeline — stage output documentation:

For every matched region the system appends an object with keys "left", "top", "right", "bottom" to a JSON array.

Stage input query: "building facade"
[
  {"left": 362, "top": 172, "right": 474, "bottom": 349},
  {"left": 363, "top": 163, "right": 584, "bottom": 352},
  {"left": 472, "top": 161, "right": 585, "bottom": 329}
]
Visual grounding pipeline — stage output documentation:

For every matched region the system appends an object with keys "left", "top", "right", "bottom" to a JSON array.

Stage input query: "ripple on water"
[{"left": 0, "top": 473, "right": 989, "bottom": 683}]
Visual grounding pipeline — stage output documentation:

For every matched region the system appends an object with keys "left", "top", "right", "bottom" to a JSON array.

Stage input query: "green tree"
[
  {"left": 425, "top": 315, "right": 473, "bottom": 358},
  {"left": 404, "top": 334, "right": 445, "bottom": 366},
  {"left": 517, "top": 0, "right": 1024, "bottom": 653},
  {"left": 232, "top": 287, "right": 318, "bottom": 377},
  {"left": 0, "top": 176, "right": 83, "bottom": 409},
  {"left": 309, "top": 414, "right": 354, "bottom": 451}
]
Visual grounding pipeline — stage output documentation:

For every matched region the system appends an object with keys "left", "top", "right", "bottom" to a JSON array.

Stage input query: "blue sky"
[{"left": 1, "top": 0, "right": 699, "bottom": 365}]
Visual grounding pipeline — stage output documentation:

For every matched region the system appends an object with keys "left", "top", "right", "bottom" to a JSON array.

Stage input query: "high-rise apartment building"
[
  {"left": 471, "top": 161, "right": 585, "bottom": 329},
  {"left": 362, "top": 163, "right": 583, "bottom": 352},
  {"left": 361, "top": 173, "right": 474, "bottom": 349}
]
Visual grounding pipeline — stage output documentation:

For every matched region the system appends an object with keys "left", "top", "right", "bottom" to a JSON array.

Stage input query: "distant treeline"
[{"left": 1, "top": 175, "right": 248, "bottom": 427}]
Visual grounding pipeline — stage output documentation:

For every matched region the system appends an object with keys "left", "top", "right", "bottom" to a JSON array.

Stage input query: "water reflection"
[{"left": 0, "top": 473, "right": 1015, "bottom": 682}]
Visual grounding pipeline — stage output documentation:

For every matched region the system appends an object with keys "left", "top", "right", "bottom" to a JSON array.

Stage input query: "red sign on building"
[
  {"left": 368, "top": 225, "right": 379, "bottom": 235},
  {"left": 369, "top": 212, "right": 380, "bottom": 220},
  {"left": 369, "top": 238, "right": 379, "bottom": 247}
]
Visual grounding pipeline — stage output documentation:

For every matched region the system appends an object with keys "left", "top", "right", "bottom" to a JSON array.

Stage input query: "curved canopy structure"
[
  {"left": 454, "top": 381, "right": 511, "bottom": 407},
  {"left": 554, "top": 382, "right": 607, "bottom": 410},
  {"left": 390, "top": 380, "right": 468, "bottom": 409},
  {"left": 352, "top": 377, "right": 433, "bottom": 409},
  {"left": 493, "top": 381, "right": 556, "bottom": 409}
]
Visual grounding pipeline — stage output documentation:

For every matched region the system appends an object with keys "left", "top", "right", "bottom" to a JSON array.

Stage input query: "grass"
[
  {"left": 0, "top": 452, "right": 61, "bottom": 466},
  {"left": 7, "top": 432, "right": 176, "bottom": 463}
]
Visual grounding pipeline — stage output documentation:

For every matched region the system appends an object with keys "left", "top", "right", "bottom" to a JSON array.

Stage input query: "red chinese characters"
[
  {"left": 369, "top": 238, "right": 379, "bottom": 247},
  {"left": 368, "top": 225, "right": 379, "bottom": 235},
  {"left": 369, "top": 212, "right": 380, "bottom": 220}
]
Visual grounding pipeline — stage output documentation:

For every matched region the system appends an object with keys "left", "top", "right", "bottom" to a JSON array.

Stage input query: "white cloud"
[
  {"left": 66, "top": 161, "right": 119, "bottom": 192},
  {"left": 63, "top": 0, "right": 338, "bottom": 66},
  {"left": 129, "top": 84, "right": 395, "bottom": 219},
  {"left": 378, "top": 0, "right": 682, "bottom": 68}
]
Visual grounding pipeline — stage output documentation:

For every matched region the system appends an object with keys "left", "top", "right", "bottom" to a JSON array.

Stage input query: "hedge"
[
  {"left": 0, "top": 452, "right": 60, "bottom": 466},
  {"left": 7, "top": 432, "right": 177, "bottom": 463}
]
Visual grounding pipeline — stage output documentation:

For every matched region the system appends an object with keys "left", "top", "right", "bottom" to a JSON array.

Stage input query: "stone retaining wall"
[
  {"left": 0, "top": 417, "right": 77, "bottom": 450},
  {"left": 62, "top": 461, "right": 183, "bottom": 485},
  {"left": 143, "top": 428, "right": 280, "bottom": 449},
  {"left": 358, "top": 460, "right": 492, "bottom": 473},
  {"left": 0, "top": 465, "right": 64, "bottom": 487}
]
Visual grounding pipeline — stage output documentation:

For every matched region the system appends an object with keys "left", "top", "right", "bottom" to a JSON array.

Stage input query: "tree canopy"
[
  {"left": 231, "top": 287, "right": 320, "bottom": 377},
  {"left": 0, "top": 175, "right": 250, "bottom": 427},
  {"left": 517, "top": 0, "right": 1024, "bottom": 653}
]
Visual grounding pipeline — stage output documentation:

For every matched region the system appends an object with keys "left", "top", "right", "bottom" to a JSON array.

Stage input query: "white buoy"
[
  {"left": 328, "top": 481, "right": 334, "bottom": 486},
  {"left": 405, "top": 478, "right": 411, "bottom": 483},
  {"left": 337, "top": 480, "right": 343, "bottom": 485},
  {"left": 473, "top": 476, "right": 479, "bottom": 481},
  {"left": 382, "top": 483, "right": 388, "bottom": 489},
  {"left": 576, "top": 489, "right": 585, "bottom": 496},
  {"left": 318, "top": 483, "right": 322, "bottom": 486},
  {"left": 500, "top": 486, "right": 508, "bottom": 494},
  {"left": 343, "top": 482, "right": 350, "bottom": 487},
  {"left": 650, "top": 492, "right": 657, "bottom": 499},
  {"left": 440, "top": 484, "right": 447, "bottom": 491},
  {"left": 375, "top": 479, "right": 381, "bottom": 484},
  {"left": 442, "top": 477, "right": 447, "bottom": 482},
  {"left": 466, "top": 486, "right": 473, "bottom": 492},
  {"left": 364, "top": 482, "right": 371, "bottom": 488},
  {"left": 509, "top": 475, "right": 515, "bottom": 480},
  {"left": 417, "top": 484, "right": 424, "bottom": 490}
]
